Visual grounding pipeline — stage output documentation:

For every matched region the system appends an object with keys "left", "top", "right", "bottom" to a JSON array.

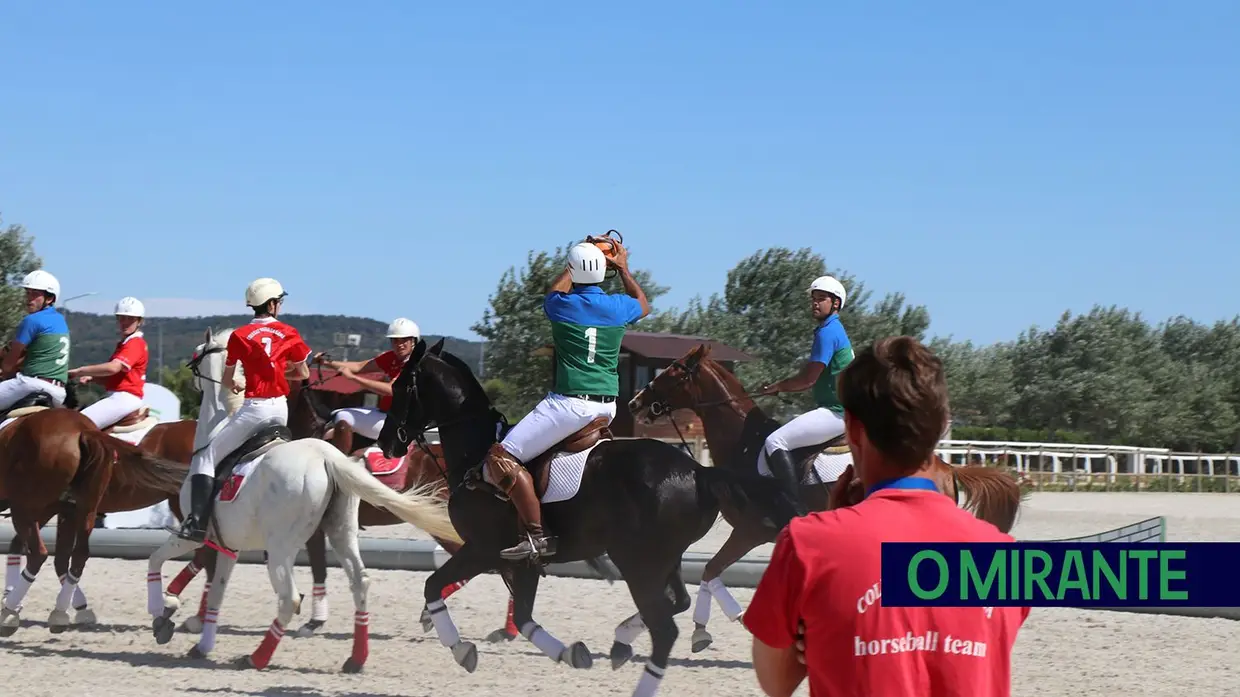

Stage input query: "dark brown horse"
[
  {"left": 0, "top": 408, "right": 188, "bottom": 636},
  {"left": 627, "top": 342, "right": 1027, "bottom": 653}
]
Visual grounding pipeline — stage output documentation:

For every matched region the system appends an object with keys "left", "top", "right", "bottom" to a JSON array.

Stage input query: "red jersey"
[
  {"left": 372, "top": 349, "right": 407, "bottom": 411},
  {"left": 744, "top": 484, "right": 1030, "bottom": 697},
  {"left": 104, "top": 332, "right": 149, "bottom": 398},
  {"left": 225, "top": 318, "right": 312, "bottom": 399}
]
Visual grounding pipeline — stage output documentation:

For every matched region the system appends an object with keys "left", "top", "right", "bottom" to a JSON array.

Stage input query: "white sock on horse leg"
[
  {"left": 5, "top": 555, "right": 20, "bottom": 592},
  {"left": 425, "top": 599, "right": 460, "bottom": 647},
  {"left": 146, "top": 570, "right": 164, "bottom": 616},
  {"left": 72, "top": 584, "right": 87, "bottom": 609},
  {"left": 3, "top": 569, "right": 35, "bottom": 611},
  {"left": 199, "top": 609, "right": 219, "bottom": 653},
  {"left": 54, "top": 573, "right": 79, "bottom": 612},
  {"left": 614, "top": 613, "right": 645, "bottom": 645},
  {"left": 521, "top": 621, "right": 566, "bottom": 662},
  {"left": 708, "top": 577, "right": 743, "bottom": 620},
  {"left": 633, "top": 660, "right": 666, "bottom": 697},
  {"left": 693, "top": 581, "right": 712, "bottom": 625},
  {"left": 311, "top": 583, "right": 328, "bottom": 621}
]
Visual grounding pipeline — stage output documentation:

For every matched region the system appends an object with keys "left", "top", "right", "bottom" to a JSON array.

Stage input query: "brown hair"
[{"left": 837, "top": 335, "right": 950, "bottom": 469}]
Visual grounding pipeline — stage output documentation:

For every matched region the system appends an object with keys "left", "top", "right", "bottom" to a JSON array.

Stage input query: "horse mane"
[
  {"left": 430, "top": 349, "right": 491, "bottom": 406},
  {"left": 84, "top": 431, "right": 187, "bottom": 496}
]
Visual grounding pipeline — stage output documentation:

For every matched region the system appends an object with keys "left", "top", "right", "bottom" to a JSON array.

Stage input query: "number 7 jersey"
[{"left": 226, "top": 317, "right": 312, "bottom": 399}]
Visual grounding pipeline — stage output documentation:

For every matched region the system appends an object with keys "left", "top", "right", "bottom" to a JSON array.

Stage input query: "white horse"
[{"left": 145, "top": 328, "right": 462, "bottom": 672}]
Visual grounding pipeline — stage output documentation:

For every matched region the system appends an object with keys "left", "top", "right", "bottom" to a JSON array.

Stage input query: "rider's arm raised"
[
  {"left": 548, "top": 265, "right": 573, "bottom": 294},
  {"left": 610, "top": 246, "right": 650, "bottom": 319}
]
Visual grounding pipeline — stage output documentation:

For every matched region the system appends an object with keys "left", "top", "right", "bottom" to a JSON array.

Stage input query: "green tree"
[
  {"left": 158, "top": 364, "right": 202, "bottom": 419},
  {"left": 929, "top": 337, "right": 1018, "bottom": 429},
  {"left": 472, "top": 243, "right": 668, "bottom": 419},
  {"left": 0, "top": 216, "right": 43, "bottom": 341}
]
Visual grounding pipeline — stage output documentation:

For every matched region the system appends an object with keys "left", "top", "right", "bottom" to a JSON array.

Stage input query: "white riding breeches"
[
  {"left": 500, "top": 392, "right": 617, "bottom": 464},
  {"left": 758, "top": 407, "right": 847, "bottom": 472},
  {"left": 0, "top": 373, "right": 67, "bottom": 411},
  {"left": 190, "top": 396, "right": 288, "bottom": 478},
  {"left": 331, "top": 407, "right": 387, "bottom": 440},
  {"left": 80, "top": 391, "right": 145, "bottom": 430}
]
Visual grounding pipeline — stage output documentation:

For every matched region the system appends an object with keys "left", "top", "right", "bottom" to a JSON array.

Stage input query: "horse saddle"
[
  {"left": 104, "top": 407, "right": 159, "bottom": 434},
  {"left": 213, "top": 424, "right": 292, "bottom": 483},
  {"left": 526, "top": 416, "right": 613, "bottom": 499},
  {"left": 790, "top": 433, "right": 849, "bottom": 478},
  {"left": 0, "top": 392, "right": 53, "bottom": 422}
]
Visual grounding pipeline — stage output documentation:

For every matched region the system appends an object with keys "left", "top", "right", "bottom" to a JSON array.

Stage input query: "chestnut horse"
[
  {"left": 627, "top": 342, "right": 1027, "bottom": 653},
  {"left": 0, "top": 408, "right": 188, "bottom": 636}
]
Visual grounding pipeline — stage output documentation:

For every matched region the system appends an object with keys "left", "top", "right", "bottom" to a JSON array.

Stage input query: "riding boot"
[
  {"left": 498, "top": 468, "right": 555, "bottom": 561},
  {"left": 171, "top": 474, "right": 216, "bottom": 543},
  {"left": 767, "top": 448, "right": 809, "bottom": 526}
]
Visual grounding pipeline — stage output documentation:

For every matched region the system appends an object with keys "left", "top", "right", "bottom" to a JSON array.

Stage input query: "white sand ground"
[{"left": 1, "top": 491, "right": 1237, "bottom": 696}]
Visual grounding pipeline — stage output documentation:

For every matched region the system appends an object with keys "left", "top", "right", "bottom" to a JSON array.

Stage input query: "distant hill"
[{"left": 60, "top": 312, "right": 485, "bottom": 378}]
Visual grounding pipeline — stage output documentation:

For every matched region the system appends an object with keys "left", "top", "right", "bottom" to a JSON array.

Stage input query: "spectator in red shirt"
[{"left": 744, "top": 335, "right": 1030, "bottom": 697}]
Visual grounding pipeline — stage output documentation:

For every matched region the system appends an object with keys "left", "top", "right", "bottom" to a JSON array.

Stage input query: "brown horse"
[
  {"left": 0, "top": 408, "right": 188, "bottom": 636},
  {"left": 627, "top": 342, "right": 1027, "bottom": 652}
]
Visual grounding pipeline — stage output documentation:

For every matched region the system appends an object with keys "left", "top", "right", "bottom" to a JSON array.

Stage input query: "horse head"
[
  {"left": 186, "top": 327, "right": 239, "bottom": 449},
  {"left": 629, "top": 342, "right": 746, "bottom": 424}
]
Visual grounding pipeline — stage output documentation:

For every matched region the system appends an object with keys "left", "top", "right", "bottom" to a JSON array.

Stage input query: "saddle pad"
[
  {"left": 362, "top": 447, "right": 406, "bottom": 476},
  {"left": 481, "top": 442, "right": 601, "bottom": 504},
  {"left": 807, "top": 449, "right": 852, "bottom": 485},
  {"left": 217, "top": 457, "right": 263, "bottom": 504},
  {"left": 109, "top": 423, "right": 156, "bottom": 446}
]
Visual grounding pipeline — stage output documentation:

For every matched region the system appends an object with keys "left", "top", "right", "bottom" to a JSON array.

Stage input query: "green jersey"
[
  {"left": 544, "top": 286, "right": 644, "bottom": 397},
  {"left": 809, "top": 314, "right": 854, "bottom": 413},
  {"left": 13, "top": 307, "right": 71, "bottom": 383}
]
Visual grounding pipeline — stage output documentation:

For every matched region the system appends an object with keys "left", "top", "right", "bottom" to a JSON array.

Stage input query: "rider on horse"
[
  {"left": 171, "top": 278, "right": 312, "bottom": 543},
  {"left": 482, "top": 239, "right": 650, "bottom": 562},
  {"left": 756, "top": 274, "right": 854, "bottom": 527},
  {"left": 316, "top": 317, "right": 420, "bottom": 448},
  {"left": 0, "top": 270, "right": 71, "bottom": 417},
  {"left": 69, "top": 297, "right": 150, "bottom": 430}
]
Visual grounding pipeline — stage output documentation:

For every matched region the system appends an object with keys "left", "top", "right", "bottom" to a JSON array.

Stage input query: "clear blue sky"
[{"left": 2, "top": 2, "right": 1236, "bottom": 346}]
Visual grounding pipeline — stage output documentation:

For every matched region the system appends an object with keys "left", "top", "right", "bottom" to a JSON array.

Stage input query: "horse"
[
  {"left": 627, "top": 342, "right": 1028, "bottom": 653},
  {"left": 375, "top": 337, "right": 774, "bottom": 697},
  {"left": 143, "top": 327, "right": 462, "bottom": 673},
  {"left": 0, "top": 405, "right": 189, "bottom": 637}
]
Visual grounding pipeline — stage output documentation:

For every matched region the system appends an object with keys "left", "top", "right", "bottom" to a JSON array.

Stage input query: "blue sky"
[{"left": 2, "top": 2, "right": 1236, "bottom": 346}]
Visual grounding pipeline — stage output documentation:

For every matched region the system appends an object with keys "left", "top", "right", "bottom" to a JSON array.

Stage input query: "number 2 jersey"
[
  {"left": 13, "top": 306, "right": 71, "bottom": 383},
  {"left": 225, "top": 317, "right": 312, "bottom": 399}
]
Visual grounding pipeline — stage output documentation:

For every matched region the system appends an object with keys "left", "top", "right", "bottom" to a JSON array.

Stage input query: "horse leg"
[
  {"left": 147, "top": 534, "right": 202, "bottom": 645},
  {"left": 422, "top": 543, "right": 496, "bottom": 673},
  {"left": 240, "top": 545, "right": 300, "bottom": 670},
  {"left": 48, "top": 504, "right": 82, "bottom": 633},
  {"left": 295, "top": 525, "right": 331, "bottom": 638},
  {"left": 169, "top": 546, "right": 212, "bottom": 634},
  {"left": 689, "top": 524, "right": 764, "bottom": 653},
  {"left": 5, "top": 534, "right": 23, "bottom": 594},
  {"left": 186, "top": 551, "right": 237, "bottom": 659},
  {"left": 626, "top": 566, "right": 683, "bottom": 697},
  {"left": 510, "top": 564, "right": 592, "bottom": 669},
  {"left": 610, "top": 561, "right": 696, "bottom": 670},
  {"left": 323, "top": 517, "right": 370, "bottom": 673},
  {"left": 0, "top": 513, "right": 50, "bottom": 637}
]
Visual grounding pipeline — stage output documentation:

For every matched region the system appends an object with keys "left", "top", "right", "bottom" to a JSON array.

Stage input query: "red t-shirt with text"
[
  {"left": 104, "top": 332, "right": 149, "bottom": 398},
  {"left": 226, "top": 318, "right": 312, "bottom": 399},
  {"left": 744, "top": 488, "right": 1031, "bottom": 697},
  {"left": 372, "top": 349, "right": 406, "bottom": 411}
]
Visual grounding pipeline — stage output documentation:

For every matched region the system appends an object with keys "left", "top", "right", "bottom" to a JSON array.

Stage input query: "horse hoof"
[
  {"left": 0, "top": 609, "right": 20, "bottom": 638},
  {"left": 562, "top": 641, "right": 592, "bottom": 669},
  {"left": 484, "top": 627, "right": 517, "bottom": 643},
  {"left": 609, "top": 641, "right": 633, "bottom": 670},
  {"left": 48, "top": 609, "right": 71, "bottom": 633},
  {"left": 419, "top": 608, "right": 433, "bottom": 633},
  {"left": 153, "top": 617, "right": 176, "bottom": 645},
  {"left": 181, "top": 615, "right": 204, "bottom": 634},
  {"left": 452, "top": 641, "right": 478, "bottom": 673},
  {"left": 234, "top": 655, "right": 260, "bottom": 670},
  {"left": 341, "top": 657, "right": 364, "bottom": 674},
  {"left": 187, "top": 645, "right": 209, "bottom": 660},
  {"left": 691, "top": 627, "right": 713, "bottom": 653},
  {"left": 73, "top": 607, "right": 98, "bottom": 626},
  {"left": 295, "top": 619, "right": 324, "bottom": 638}
]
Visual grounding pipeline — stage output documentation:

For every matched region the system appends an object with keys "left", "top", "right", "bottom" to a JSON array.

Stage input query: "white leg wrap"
[
  {"left": 633, "top": 660, "right": 666, "bottom": 697},
  {"left": 522, "top": 621, "right": 566, "bottom": 662},
  {"left": 146, "top": 570, "right": 164, "bottom": 616},
  {"left": 693, "top": 581, "right": 713, "bottom": 625},
  {"left": 614, "top": 613, "right": 645, "bottom": 645},
  {"left": 72, "top": 584, "right": 87, "bottom": 609},
  {"left": 199, "top": 609, "right": 219, "bottom": 653},
  {"left": 311, "top": 583, "right": 329, "bottom": 621},
  {"left": 55, "top": 573, "right": 80, "bottom": 612},
  {"left": 5, "top": 555, "right": 20, "bottom": 592},
  {"left": 426, "top": 599, "right": 460, "bottom": 647},
  {"left": 3, "top": 569, "right": 35, "bottom": 611},
  {"left": 708, "top": 577, "right": 743, "bottom": 620}
]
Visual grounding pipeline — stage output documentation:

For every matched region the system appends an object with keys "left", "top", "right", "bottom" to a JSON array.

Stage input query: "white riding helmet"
[
  {"left": 245, "top": 277, "right": 287, "bottom": 308},
  {"left": 114, "top": 296, "right": 146, "bottom": 318},
  {"left": 386, "top": 317, "right": 421, "bottom": 340},
  {"left": 809, "top": 275, "right": 847, "bottom": 309},
  {"left": 21, "top": 269, "right": 60, "bottom": 299},
  {"left": 567, "top": 242, "right": 607, "bottom": 285}
]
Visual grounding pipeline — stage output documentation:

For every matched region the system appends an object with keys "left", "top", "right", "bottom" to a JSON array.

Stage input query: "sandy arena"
[{"left": 1, "top": 491, "right": 1237, "bottom": 696}]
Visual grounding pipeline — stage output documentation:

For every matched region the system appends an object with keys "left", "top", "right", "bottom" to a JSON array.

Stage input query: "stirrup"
[{"left": 499, "top": 531, "right": 556, "bottom": 562}]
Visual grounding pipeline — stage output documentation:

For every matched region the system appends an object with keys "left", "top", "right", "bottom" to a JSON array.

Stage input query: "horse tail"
[
  {"left": 79, "top": 431, "right": 187, "bottom": 498},
  {"left": 952, "top": 465, "right": 1028, "bottom": 534},
  {"left": 76, "top": 430, "right": 114, "bottom": 490},
  {"left": 318, "top": 442, "right": 463, "bottom": 546}
]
